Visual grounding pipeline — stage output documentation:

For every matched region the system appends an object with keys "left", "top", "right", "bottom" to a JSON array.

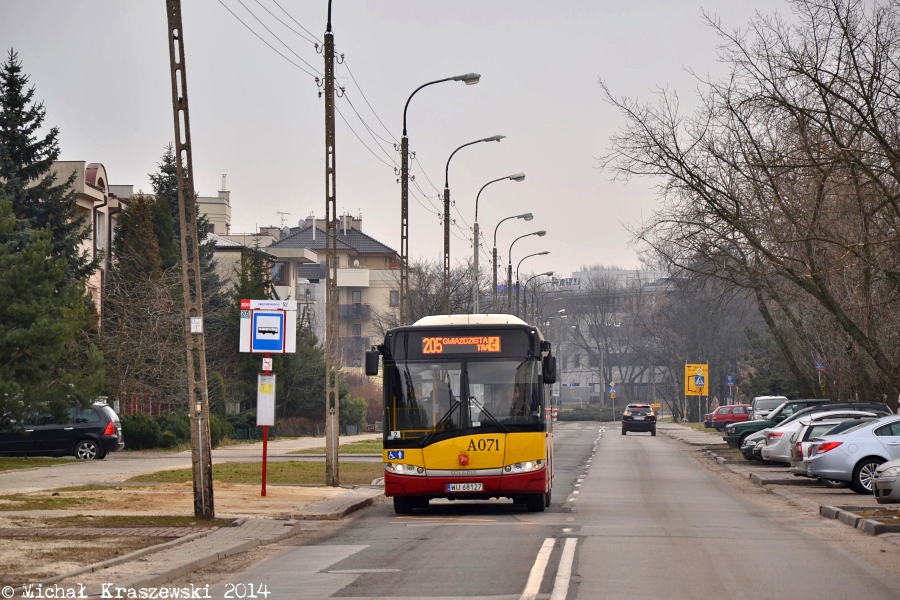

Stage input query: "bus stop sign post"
[{"left": 241, "top": 300, "right": 296, "bottom": 496}]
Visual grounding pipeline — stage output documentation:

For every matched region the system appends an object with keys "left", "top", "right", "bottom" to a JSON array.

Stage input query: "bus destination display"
[{"left": 422, "top": 336, "right": 501, "bottom": 355}]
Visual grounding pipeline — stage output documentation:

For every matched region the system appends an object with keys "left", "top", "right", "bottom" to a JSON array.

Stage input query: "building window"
[
  {"left": 329, "top": 255, "right": 340, "bottom": 267},
  {"left": 352, "top": 324, "right": 362, "bottom": 336},
  {"left": 574, "top": 354, "right": 581, "bottom": 368},
  {"left": 352, "top": 290, "right": 362, "bottom": 304},
  {"left": 270, "top": 262, "right": 288, "bottom": 286},
  {"left": 589, "top": 354, "right": 600, "bottom": 367},
  {"left": 390, "top": 290, "right": 399, "bottom": 307},
  {"left": 208, "top": 223, "right": 215, "bottom": 234},
  {"left": 561, "top": 356, "right": 568, "bottom": 370}
]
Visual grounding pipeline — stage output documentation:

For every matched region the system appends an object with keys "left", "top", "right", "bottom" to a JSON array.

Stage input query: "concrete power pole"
[
  {"left": 164, "top": 0, "right": 214, "bottom": 519},
  {"left": 322, "top": 0, "right": 340, "bottom": 487}
]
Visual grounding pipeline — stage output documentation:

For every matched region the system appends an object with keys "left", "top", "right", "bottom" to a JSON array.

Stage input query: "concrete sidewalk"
[
  {"left": 41, "top": 485, "right": 384, "bottom": 597},
  {"left": 656, "top": 421, "right": 727, "bottom": 446}
]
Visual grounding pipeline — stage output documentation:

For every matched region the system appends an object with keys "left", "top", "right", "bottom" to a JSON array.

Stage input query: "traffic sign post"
[
  {"left": 240, "top": 300, "right": 297, "bottom": 496},
  {"left": 684, "top": 363, "right": 709, "bottom": 423}
]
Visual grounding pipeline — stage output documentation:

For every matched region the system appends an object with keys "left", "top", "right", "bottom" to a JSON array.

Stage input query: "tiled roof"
[
  {"left": 297, "top": 264, "right": 322, "bottom": 281},
  {"left": 270, "top": 226, "right": 397, "bottom": 255},
  {"left": 208, "top": 233, "right": 242, "bottom": 248}
]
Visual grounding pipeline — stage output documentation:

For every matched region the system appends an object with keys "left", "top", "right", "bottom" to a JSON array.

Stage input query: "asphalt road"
[{"left": 207, "top": 422, "right": 900, "bottom": 600}]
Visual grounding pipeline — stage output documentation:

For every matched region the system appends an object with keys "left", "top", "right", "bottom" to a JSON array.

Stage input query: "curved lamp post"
[
  {"left": 515, "top": 252, "right": 550, "bottom": 317},
  {"left": 399, "top": 72, "right": 480, "bottom": 324},
  {"left": 472, "top": 173, "right": 525, "bottom": 313},
  {"left": 492, "top": 213, "right": 533, "bottom": 312},
  {"left": 507, "top": 230, "right": 546, "bottom": 315},
  {"left": 525, "top": 274, "right": 558, "bottom": 323},
  {"left": 443, "top": 135, "right": 505, "bottom": 314}
]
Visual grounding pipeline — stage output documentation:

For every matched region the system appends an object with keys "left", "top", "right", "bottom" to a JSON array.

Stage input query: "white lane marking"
[
  {"left": 328, "top": 569, "right": 401, "bottom": 573},
  {"left": 520, "top": 537, "right": 556, "bottom": 600},
  {"left": 549, "top": 538, "right": 577, "bottom": 600}
]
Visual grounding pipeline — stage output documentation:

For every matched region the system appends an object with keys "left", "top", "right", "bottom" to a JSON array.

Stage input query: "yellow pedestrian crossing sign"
[{"left": 684, "top": 363, "right": 709, "bottom": 396}]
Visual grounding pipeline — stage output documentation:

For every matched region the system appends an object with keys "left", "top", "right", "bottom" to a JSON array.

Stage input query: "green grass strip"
[{"left": 291, "top": 439, "right": 383, "bottom": 455}]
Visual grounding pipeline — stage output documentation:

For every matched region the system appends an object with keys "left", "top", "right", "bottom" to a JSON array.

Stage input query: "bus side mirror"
[
  {"left": 543, "top": 355, "right": 557, "bottom": 384},
  {"left": 365, "top": 350, "right": 380, "bottom": 376}
]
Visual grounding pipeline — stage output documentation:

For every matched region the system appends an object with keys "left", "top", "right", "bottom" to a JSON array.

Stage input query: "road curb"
[{"left": 290, "top": 487, "right": 384, "bottom": 520}]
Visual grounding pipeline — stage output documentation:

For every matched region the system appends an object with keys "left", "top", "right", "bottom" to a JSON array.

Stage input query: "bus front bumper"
[{"left": 384, "top": 469, "right": 546, "bottom": 498}]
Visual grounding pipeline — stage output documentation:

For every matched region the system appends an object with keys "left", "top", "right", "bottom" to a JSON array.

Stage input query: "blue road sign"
[
  {"left": 251, "top": 311, "right": 286, "bottom": 352},
  {"left": 814, "top": 362, "right": 826, "bottom": 372},
  {"left": 609, "top": 385, "right": 617, "bottom": 394},
  {"left": 694, "top": 375, "right": 705, "bottom": 387},
  {"left": 726, "top": 375, "right": 734, "bottom": 386}
]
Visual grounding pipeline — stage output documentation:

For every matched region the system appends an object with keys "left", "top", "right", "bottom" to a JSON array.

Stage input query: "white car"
[{"left": 761, "top": 410, "right": 879, "bottom": 464}]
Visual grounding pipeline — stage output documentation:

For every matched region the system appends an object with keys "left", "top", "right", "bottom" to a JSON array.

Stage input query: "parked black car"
[
  {"left": 622, "top": 403, "right": 657, "bottom": 436},
  {"left": 0, "top": 402, "right": 124, "bottom": 460}
]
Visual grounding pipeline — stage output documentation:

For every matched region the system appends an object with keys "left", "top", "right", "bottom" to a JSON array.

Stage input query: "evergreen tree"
[
  {"left": 112, "top": 197, "right": 163, "bottom": 280},
  {"left": 0, "top": 193, "right": 104, "bottom": 426},
  {"left": 0, "top": 50, "right": 95, "bottom": 282},
  {"left": 149, "top": 195, "right": 179, "bottom": 271}
]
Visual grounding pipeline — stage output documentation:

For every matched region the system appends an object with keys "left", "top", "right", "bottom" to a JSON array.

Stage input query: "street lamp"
[
  {"left": 492, "top": 213, "right": 533, "bottom": 312},
  {"left": 399, "top": 72, "right": 480, "bottom": 325},
  {"left": 443, "top": 135, "right": 505, "bottom": 314},
  {"left": 522, "top": 272, "right": 553, "bottom": 323},
  {"left": 507, "top": 230, "right": 546, "bottom": 315},
  {"left": 527, "top": 275, "right": 559, "bottom": 323},
  {"left": 472, "top": 173, "right": 525, "bottom": 313},
  {"left": 516, "top": 252, "right": 550, "bottom": 317}
]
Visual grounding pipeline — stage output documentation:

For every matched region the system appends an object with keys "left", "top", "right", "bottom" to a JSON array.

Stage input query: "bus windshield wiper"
[
  {"left": 420, "top": 398, "right": 460, "bottom": 446},
  {"left": 469, "top": 397, "right": 508, "bottom": 433}
]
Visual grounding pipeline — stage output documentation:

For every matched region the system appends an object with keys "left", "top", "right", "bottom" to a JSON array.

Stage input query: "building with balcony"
[
  {"left": 50, "top": 161, "right": 132, "bottom": 319},
  {"left": 267, "top": 212, "right": 400, "bottom": 367}
]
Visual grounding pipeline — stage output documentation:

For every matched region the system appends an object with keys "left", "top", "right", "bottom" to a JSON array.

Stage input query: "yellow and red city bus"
[{"left": 365, "top": 315, "right": 558, "bottom": 514}]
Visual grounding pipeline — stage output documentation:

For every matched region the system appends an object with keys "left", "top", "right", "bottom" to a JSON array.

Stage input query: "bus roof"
[{"left": 412, "top": 314, "right": 530, "bottom": 327}]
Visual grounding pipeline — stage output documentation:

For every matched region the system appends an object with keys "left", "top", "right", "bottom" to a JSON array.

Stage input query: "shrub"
[
  {"left": 209, "top": 413, "right": 233, "bottom": 448},
  {"left": 121, "top": 413, "right": 161, "bottom": 449},
  {"left": 556, "top": 404, "right": 616, "bottom": 422}
]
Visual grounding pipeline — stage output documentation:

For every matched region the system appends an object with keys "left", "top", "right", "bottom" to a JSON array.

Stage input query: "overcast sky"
[{"left": 1, "top": 0, "right": 787, "bottom": 278}]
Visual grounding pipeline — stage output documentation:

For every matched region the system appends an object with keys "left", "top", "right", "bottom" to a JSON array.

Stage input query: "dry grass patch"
[
  {"left": 0, "top": 457, "right": 75, "bottom": 472},
  {"left": 11, "top": 514, "right": 234, "bottom": 528},
  {"left": 0, "top": 537, "right": 164, "bottom": 586}
]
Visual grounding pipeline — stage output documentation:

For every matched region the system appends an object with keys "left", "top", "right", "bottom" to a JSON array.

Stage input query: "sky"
[{"left": 0, "top": 0, "right": 788, "bottom": 278}]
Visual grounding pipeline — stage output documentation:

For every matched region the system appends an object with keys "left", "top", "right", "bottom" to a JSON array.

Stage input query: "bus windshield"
[{"left": 384, "top": 358, "right": 544, "bottom": 443}]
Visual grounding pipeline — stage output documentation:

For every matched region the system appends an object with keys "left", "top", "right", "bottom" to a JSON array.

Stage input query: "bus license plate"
[{"left": 446, "top": 482, "right": 483, "bottom": 492}]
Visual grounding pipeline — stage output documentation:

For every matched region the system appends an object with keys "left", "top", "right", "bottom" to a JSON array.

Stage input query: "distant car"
[
  {"left": 703, "top": 412, "right": 715, "bottom": 428},
  {"left": 622, "top": 404, "right": 657, "bottom": 436},
  {"left": 712, "top": 404, "right": 751, "bottom": 431},
  {"left": 0, "top": 402, "right": 124, "bottom": 460},
  {"left": 807, "top": 415, "right": 900, "bottom": 493},
  {"left": 750, "top": 395, "right": 788, "bottom": 421},
  {"left": 873, "top": 457, "right": 900, "bottom": 504}
]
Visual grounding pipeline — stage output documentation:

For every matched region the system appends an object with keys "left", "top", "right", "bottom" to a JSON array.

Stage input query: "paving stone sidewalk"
[{"left": 0, "top": 526, "right": 208, "bottom": 538}]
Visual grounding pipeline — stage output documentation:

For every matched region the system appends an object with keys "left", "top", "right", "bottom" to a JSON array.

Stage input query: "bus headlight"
[
  {"left": 384, "top": 462, "right": 427, "bottom": 476},
  {"left": 503, "top": 460, "right": 544, "bottom": 473}
]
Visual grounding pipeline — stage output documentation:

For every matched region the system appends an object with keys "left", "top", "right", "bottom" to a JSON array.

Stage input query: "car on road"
[
  {"left": 761, "top": 410, "right": 881, "bottom": 464},
  {"left": 750, "top": 395, "right": 788, "bottom": 421},
  {"left": 873, "top": 457, "right": 900, "bottom": 504},
  {"left": 622, "top": 404, "right": 657, "bottom": 436},
  {"left": 703, "top": 412, "right": 715, "bottom": 428},
  {"left": 712, "top": 404, "right": 751, "bottom": 431},
  {"left": 806, "top": 415, "right": 900, "bottom": 493},
  {"left": 0, "top": 402, "right": 124, "bottom": 460}
]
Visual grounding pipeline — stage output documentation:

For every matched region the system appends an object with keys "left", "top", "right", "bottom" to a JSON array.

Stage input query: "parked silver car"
[
  {"left": 762, "top": 410, "right": 879, "bottom": 464},
  {"left": 789, "top": 417, "right": 876, "bottom": 479},
  {"left": 806, "top": 416, "right": 900, "bottom": 493},
  {"left": 873, "top": 457, "right": 900, "bottom": 504}
]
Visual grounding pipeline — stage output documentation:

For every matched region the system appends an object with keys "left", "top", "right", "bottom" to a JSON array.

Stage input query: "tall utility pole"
[
  {"left": 322, "top": 0, "right": 340, "bottom": 487},
  {"left": 165, "top": 0, "right": 214, "bottom": 519}
]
